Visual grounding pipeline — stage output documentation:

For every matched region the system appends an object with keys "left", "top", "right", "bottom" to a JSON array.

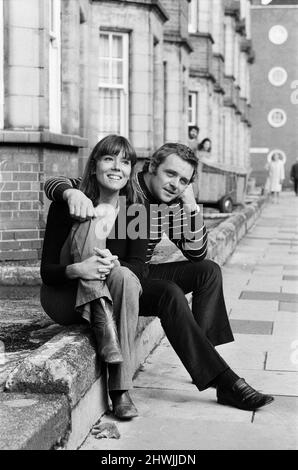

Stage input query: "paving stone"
[
  {"left": 270, "top": 242, "right": 295, "bottom": 246},
  {"left": 253, "top": 396, "right": 298, "bottom": 445},
  {"left": 235, "top": 369, "right": 298, "bottom": 397},
  {"left": 275, "top": 311, "right": 298, "bottom": 321},
  {"left": 253, "top": 265, "right": 285, "bottom": 274},
  {"left": 283, "top": 265, "right": 298, "bottom": 271},
  {"left": 229, "top": 300, "right": 279, "bottom": 321},
  {"left": 283, "top": 275, "right": 298, "bottom": 281},
  {"left": 134, "top": 339, "right": 193, "bottom": 393},
  {"left": 132, "top": 387, "right": 251, "bottom": 423},
  {"left": 272, "top": 319, "right": 298, "bottom": 337},
  {"left": 245, "top": 280, "right": 283, "bottom": 292},
  {"left": 241, "top": 291, "right": 298, "bottom": 303},
  {"left": 281, "top": 282, "right": 298, "bottom": 295},
  {"left": 266, "top": 336, "right": 298, "bottom": 372},
  {"left": 230, "top": 319, "right": 273, "bottom": 335},
  {"left": 279, "top": 302, "right": 298, "bottom": 313},
  {"left": 81, "top": 413, "right": 296, "bottom": 450}
]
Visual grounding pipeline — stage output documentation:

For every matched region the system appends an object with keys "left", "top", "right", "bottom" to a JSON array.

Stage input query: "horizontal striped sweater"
[{"left": 44, "top": 172, "right": 208, "bottom": 264}]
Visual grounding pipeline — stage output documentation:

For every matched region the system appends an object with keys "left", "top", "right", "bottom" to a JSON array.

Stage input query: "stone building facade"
[
  {"left": 250, "top": 0, "right": 298, "bottom": 187},
  {"left": 188, "top": 0, "right": 253, "bottom": 168},
  {"left": 0, "top": 0, "right": 253, "bottom": 262}
]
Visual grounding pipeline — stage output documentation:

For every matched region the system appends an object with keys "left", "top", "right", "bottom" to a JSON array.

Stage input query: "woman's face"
[
  {"left": 95, "top": 151, "right": 132, "bottom": 193},
  {"left": 203, "top": 140, "right": 211, "bottom": 151}
]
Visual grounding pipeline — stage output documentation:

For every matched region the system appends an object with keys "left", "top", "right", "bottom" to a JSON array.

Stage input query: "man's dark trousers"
[{"left": 139, "top": 259, "right": 234, "bottom": 391}]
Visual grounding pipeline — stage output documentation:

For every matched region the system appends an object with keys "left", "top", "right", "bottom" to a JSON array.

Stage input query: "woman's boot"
[{"left": 91, "top": 298, "right": 123, "bottom": 364}]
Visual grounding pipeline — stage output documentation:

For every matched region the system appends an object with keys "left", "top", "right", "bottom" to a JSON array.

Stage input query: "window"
[
  {"left": 268, "top": 25, "right": 288, "bottom": 45},
  {"left": 188, "top": 92, "right": 197, "bottom": 126},
  {"left": 0, "top": 0, "right": 4, "bottom": 129},
  {"left": 188, "top": 0, "right": 198, "bottom": 33},
  {"left": 98, "top": 32, "right": 129, "bottom": 139},
  {"left": 268, "top": 108, "right": 287, "bottom": 128},
  {"left": 268, "top": 67, "right": 288, "bottom": 87},
  {"left": 49, "top": 0, "right": 61, "bottom": 133}
]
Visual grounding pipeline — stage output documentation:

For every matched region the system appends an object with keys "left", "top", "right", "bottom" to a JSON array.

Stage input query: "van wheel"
[{"left": 219, "top": 196, "right": 233, "bottom": 213}]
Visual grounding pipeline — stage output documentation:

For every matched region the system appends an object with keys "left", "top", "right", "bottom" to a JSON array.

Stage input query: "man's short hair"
[{"left": 144, "top": 143, "right": 199, "bottom": 183}]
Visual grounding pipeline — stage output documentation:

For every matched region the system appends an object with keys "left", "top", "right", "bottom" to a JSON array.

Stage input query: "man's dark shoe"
[
  {"left": 217, "top": 378, "right": 274, "bottom": 411},
  {"left": 110, "top": 391, "right": 138, "bottom": 419}
]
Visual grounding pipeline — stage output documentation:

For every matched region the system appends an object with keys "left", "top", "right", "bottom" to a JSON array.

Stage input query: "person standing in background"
[
  {"left": 290, "top": 157, "right": 298, "bottom": 196},
  {"left": 266, "top": 153, "right": 285, "bottom": 204},
  {"left": 188, "top": 126, "right": 200, "bottom": 154}
]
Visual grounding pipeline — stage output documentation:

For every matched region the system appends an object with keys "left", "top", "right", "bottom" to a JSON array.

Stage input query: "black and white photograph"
[{"left": 0, "top": 0, "right": 297, "bottom": 455}]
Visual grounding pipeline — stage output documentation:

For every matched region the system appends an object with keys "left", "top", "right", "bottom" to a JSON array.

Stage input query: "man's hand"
[
  {"left": 63, "top": 189, "right": 96, "bottom": 221},
  {"left": 180, "top": 184, "right": 198, "bottom": 213}
]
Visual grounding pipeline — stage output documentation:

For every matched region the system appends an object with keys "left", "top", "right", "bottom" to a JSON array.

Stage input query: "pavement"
[{"left": 79, "top": 191, "right": 298, "bottom": 451}]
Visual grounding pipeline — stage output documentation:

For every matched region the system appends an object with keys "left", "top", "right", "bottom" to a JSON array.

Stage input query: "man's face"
[
  {"left": 147, "top": 154, "right": 194, "bottom": 203},
  {"left": 189, "top": 128, "right": 198, "bottom": 139}
]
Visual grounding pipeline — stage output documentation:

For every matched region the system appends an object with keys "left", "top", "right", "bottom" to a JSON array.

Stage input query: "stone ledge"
[
  {"left": 207, "top": 198, "right": 266, "bottom": 266},
  {"left": 0, "top": 392, "right": 69, "bottom": 450},
  {"left": 4, "top": 317, "right": 164, "bottom": 449}
]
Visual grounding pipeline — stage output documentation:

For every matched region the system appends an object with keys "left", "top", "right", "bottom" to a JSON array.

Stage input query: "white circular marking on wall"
[
  {"left": 268, "top": 109, "right": 287, "bottom": 128},
  {"left": 268, "top": 25, "right": 288, "bottom": 45},
  {"left": 267, "top": 149, "right": 287, "bottom": 164},
  {"left": 268, "top": 67, "right": 288, "bottom": 87}
]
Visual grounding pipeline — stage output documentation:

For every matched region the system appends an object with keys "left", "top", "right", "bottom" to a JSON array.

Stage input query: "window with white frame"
[
  {"left": 98, "top": 32, "right": 129, "bottom": 139},
  {"left": 188, "top": 0, "right": 198, "bottom": 33},
  {"left": 0, "top": 0, "right": 4, "bottom": 129},
  {"left": 188, "top": 92, "right": 198, "bottom": 126},
  {"left": 49, "top": 0, "right": 61, "bottom": 133}
]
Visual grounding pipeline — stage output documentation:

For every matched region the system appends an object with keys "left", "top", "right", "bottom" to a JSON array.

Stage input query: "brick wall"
[{"left": 0, "top": 145, "right": 80, "bottom": 261}]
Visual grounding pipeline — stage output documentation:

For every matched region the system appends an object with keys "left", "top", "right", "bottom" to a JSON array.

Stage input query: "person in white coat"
[{"left": 266, "top": 153, "right": 285, "bottom": 203}]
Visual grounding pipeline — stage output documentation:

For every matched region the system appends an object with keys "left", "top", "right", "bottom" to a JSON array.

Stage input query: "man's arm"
[
  {"left": 44, "top": 176, "right": 82, "bottom": 201},
  {"left": 170, "top": 184, "right": 208, "bottom": 262},
  {"left": 172, "top": 207, "right": 208, "bottom": 262},
  {"left": 44, "top": 176, "right": 96, "bottom": 220}
]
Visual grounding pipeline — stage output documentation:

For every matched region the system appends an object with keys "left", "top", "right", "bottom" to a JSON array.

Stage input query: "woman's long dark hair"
[{"left": 80, "top": 135, "right": 139, "bottom": 204}]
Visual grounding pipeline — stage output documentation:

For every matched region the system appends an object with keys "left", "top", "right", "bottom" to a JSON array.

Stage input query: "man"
[
  {"left": 188, "top": 125, "right": 200, "bottom": 153},
  {"left": 290, "top": 157, "right": 298, "bottom": 196},
  {"left": 44, "top": 142, "right": 274, "bottom": 417}
]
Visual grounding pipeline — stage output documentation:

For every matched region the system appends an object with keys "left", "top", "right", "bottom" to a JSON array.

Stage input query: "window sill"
[{"left": 0, "top": 131, "right": 88, "bottom": 149}]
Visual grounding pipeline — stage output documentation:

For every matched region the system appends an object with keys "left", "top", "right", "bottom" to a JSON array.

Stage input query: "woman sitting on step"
[{"left": 40, "top": 135, "right": 146, "bottom": 420}]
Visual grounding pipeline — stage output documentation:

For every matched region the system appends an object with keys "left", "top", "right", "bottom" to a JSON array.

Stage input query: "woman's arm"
[
  {"left": 40, "top": 202, "right": 74, "bottom": 285},
  {"left": 41, "top": 203, "right": 114, "bottom": 285}
]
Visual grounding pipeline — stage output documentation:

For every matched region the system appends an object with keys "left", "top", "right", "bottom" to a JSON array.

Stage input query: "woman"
[
  {"left": 198, "top": 138, "right": 211, "bottom": 153},
  {"left": 40, "top": 135, "right": 144, "bottom": 419},
  {"left": 266, "top": 153, "right": 284, "bottom": 203}
]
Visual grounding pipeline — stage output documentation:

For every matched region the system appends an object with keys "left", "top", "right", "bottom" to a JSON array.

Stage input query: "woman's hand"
[
  {"left": 93, "top": 248, "right": 121, "bottom": 268},
  {"left": 66, "top": 255, "right": 115, "bottom": 281}
]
